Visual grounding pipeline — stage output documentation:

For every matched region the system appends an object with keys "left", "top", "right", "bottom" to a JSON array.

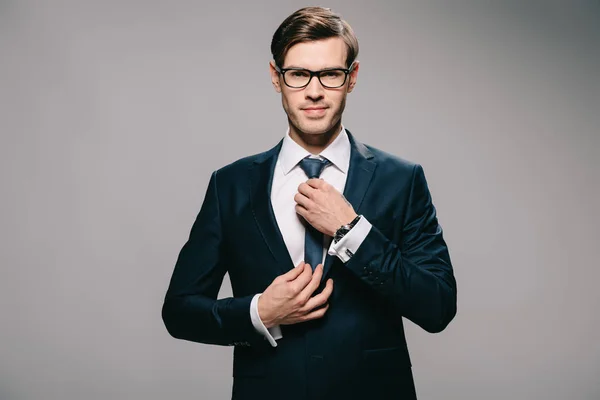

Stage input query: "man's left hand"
[{"left": 294, "top": 178, "right": 358, "bottom": 237}]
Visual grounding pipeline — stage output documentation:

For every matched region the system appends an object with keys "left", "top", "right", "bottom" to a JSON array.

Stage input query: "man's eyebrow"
[{"left": 283, "top": 65, "right": 346, "bottom": 70}]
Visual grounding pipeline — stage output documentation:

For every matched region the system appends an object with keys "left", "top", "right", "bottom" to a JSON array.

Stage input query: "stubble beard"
[{"left": 285, "top": 100, "right": 345, "bottom": 147}]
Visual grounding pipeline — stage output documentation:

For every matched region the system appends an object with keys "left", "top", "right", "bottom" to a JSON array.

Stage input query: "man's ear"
[
  {"left": 347, "top": 60, "right": 359, "bottom": 93},
  {"left": 269, "top": 60, "right": 282, "bottom": 93}
]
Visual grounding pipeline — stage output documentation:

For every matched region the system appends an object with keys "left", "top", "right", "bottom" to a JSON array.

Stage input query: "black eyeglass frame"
[{"left": 274, "top": 62, "right": 356, "bottom": 89}]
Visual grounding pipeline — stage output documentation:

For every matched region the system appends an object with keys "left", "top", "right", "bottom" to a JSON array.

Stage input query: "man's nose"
[{"left": 304, "top": 75, "right": 325, "bottom": 100}]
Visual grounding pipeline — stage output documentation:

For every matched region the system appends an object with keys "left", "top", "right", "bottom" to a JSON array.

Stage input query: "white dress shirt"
[{"left": 248, "top": 126, "right": 372, "bottom": 347}]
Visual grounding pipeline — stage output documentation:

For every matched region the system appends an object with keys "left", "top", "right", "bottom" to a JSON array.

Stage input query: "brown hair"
[{"left": 271, "top": 6, "right": 359, "bottom": 69}]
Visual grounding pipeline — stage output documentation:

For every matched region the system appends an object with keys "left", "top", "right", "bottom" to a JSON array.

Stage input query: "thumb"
[{"left": 283, "top": 262, "right": 306, "bottom": 281}]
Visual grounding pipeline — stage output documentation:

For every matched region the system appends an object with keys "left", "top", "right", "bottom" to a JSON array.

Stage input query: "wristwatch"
[{"left": 334, "top": 215, "right": 362, "bottom": 244}]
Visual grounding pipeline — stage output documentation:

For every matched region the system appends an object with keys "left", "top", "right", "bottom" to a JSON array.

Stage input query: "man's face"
[{"left": 270, "top": 37, "right": 359, "bottom": 141}]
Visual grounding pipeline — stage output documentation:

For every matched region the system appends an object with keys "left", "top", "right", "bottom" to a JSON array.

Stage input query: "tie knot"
[{"left": 299, "top": 157, "right": 331, "bottom": 179}]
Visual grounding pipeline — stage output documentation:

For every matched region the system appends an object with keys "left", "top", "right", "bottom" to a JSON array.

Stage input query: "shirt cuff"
[
  {"left": 250, "top": 293, "right": 282, "bottom": 347},
  {"left": 328, "top": 216, "right": 372, "bottom": 263}
]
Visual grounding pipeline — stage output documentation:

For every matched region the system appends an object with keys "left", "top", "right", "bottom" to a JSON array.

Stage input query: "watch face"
[
  {"left": 335, "top": 216, "right": 360, "bottom": 243},
  {"left": 335, "top": 227, "right": 349, "bottom": 242}
]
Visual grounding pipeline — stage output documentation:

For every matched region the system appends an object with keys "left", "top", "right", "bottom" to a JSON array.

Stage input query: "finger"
[
  {"left": 295, "top": 204, "right": 308, "bottom": 218},
  {"left": 301, "top": 278, "right": 333, "bottom": 312},
  {"left": 297, "top": 182, "right": 316, "bottom": 198},
  {"left": 293, "top": 192, "right": 311, "bottom": 208},
  {"left": 289, "top": 262, "right": 313, "bottom": 293},
  {"left": 298, "top": 263, "right": 323, "bottom": 302},
  {"left": 281, "top": 261, "right": 306, "bottom": 282},
  {"left": 301, "top": 303, "right": 329, "bottom": 321},
  {"left": 306, "top": 178, "right": 324, "bottom": 189}
]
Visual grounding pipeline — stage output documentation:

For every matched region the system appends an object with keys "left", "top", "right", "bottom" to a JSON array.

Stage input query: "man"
[{"left": 162, "top": 6, "right": 457, "bottom": 400}]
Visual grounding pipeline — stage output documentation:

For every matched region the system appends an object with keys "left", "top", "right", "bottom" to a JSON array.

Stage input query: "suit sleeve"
[
  {"left": 161, "top": 170, "right": 268, "bottom": 347},
  {"left": 344, "top": 164, "right": 457, "bottom": 333}
]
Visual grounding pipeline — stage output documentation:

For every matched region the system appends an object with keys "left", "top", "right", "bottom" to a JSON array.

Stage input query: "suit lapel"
[
  {"left": 322, "top": 130, "right": 377, "bottom": 278},
  {"left": 250, "top": 140, "right": 295, "bottom": 274}
]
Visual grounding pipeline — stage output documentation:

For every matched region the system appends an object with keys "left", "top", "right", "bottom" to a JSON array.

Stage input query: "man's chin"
[{"left": 298, "top": 120, "right": 334, "bottom": 136}]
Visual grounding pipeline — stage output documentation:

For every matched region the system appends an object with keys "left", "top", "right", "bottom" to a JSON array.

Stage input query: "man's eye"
[
  {"left": 323, "top": 71, "right": 342, "bottom": 77},
  {"left": 291, "top": 71, "right": 309, "bottom": 77}
]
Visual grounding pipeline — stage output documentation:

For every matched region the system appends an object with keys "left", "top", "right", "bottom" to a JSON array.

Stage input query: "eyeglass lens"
[{"left": 284, "top": 70, "right": 346, "bottom": 88}]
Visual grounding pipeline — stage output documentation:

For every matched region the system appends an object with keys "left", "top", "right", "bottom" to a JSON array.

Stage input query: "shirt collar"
[{"left": 279, "top": 125, "right": 351, "bottom": 175}]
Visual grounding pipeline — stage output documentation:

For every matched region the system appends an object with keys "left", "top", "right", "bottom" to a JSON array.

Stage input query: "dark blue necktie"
[{"left": 298, "top": 156, "right": 331, "bottom": 270}]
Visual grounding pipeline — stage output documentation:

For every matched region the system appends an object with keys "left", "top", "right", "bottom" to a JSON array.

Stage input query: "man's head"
[{"left": 270, "top": 7, "right": 359, "bottom": 147}]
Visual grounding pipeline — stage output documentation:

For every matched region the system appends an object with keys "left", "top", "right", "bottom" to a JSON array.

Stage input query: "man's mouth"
[{"left": 302, "top": 107, "right": 328, "bottom": 115}]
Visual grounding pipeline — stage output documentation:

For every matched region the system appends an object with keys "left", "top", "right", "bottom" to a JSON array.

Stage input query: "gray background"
[{"left": 1, "top": 1, "right": 599, "bottom": 399}]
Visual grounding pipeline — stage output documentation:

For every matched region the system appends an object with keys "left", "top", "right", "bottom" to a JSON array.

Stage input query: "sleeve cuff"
[
  {"left": 250, "top": 293, "right": 282, "bottom": 347},
  {"left": 328, "top": 216, "right": 372, "bottom": 263}
]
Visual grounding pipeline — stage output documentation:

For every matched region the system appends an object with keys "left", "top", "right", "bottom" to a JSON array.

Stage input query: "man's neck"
[{"left": 288, "top": 121, "right": 342, "bottom": 155}]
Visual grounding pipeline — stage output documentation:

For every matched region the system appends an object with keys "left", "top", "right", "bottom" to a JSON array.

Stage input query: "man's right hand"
[{"left": 257, "top": 262, "right": 333, "bottom": 328}]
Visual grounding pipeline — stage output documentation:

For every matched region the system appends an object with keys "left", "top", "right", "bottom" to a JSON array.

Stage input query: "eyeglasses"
[{"left": 274, "top": 63, "right": 355, "bottom": 89}]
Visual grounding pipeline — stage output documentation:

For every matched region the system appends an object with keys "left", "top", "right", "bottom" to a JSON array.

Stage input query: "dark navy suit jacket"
[{"left": 162, "top": 129, "right": 457, "bottom": 400}]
